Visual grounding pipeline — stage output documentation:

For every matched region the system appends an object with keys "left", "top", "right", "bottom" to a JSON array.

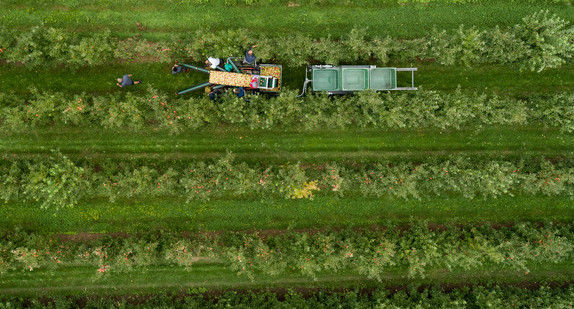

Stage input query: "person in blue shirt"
[
  {"left": 116, "top": 74, "right": 142, "bottom": 88},
  {"left": 242, "top": 45, "right": 257, "bottom": 65},
  {"left": 233, "top": 87, "right": 245, "bottom": 99}
]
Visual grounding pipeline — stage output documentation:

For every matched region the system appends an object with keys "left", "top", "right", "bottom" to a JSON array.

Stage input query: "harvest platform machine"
[
  {"left": 298, "top": 65, "right": 417, "bottom": 96},
  {"left": 176, "top": 57, "right": 282, "bottom": 95}
]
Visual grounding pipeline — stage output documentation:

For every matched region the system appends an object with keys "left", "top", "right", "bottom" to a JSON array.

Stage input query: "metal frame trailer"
[{"left": 298, "top": 65, "right": 417, "bottom": 96}]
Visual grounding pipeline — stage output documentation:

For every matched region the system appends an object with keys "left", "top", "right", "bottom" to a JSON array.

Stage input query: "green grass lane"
[
  {"left": 1, "top": 262, "right": 572, "bottom": 296},
  {"left": 411, "top": 63, "right": 574, "bottom": 95},
  {"left": 1, "top": 195, "right": 572, "bottom": 233},
  {"left": 2, "top": 126, "right": 573, "bottom": 163},
  {"left": 2, "top": 63, "right": 574, "bottom": 96},
  {"left": 0, "top": 63, "right": 198, "bottom": 96},
  {"left": 2, "top": 0, "right": 573, "bottom": 39}
]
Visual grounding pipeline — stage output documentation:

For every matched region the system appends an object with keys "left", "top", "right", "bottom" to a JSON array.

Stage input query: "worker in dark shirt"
[
  {"left": 209, "top": 88, "right": 222, "bottom": 101},
  {"left": 172, "top": 61, "right": 189, "bottom": 74},
  {"left": 116, "top": 74, "right": 142, "bottom": 88},
  {"left": 233, "top": 87, "right": 245, "bottom": 99},
  {"left": 242, "top": 45, "right": 257, "bottom": 65}
]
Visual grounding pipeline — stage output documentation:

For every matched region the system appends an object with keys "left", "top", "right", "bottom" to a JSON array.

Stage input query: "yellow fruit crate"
[{"left": 209, "top": 71, "right": 252, "bottom": 88}]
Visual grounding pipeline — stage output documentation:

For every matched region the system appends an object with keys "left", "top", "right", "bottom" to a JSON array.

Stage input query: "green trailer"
[{"left": 298, "top": 65, "right": 417, "bottom": 96}]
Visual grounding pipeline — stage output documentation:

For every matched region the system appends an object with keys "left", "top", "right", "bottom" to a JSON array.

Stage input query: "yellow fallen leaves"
[{"left": 290, "top": 181, "right": 319, "bottom": 200}]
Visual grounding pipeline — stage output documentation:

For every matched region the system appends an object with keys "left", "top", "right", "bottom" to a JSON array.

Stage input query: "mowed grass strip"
[
  {"left": 1, "top": 262, "right": 572, "bottom": 296},
  {"left": 1, "top": 196, "right": 572, "bottom": 233},
  {"left": 2, "top": 0, "right": 573, "bottom": 39},
  {"left": 2, "top": 63, "right": 574, "bottom": 96},
  {"left": 2, "top": 126, "right": 573, "bottom": 163}
]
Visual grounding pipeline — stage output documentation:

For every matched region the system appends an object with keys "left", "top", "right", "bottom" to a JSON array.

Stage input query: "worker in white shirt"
[{"left": 205, "top": 57, "right": 221, "bottom": 69}]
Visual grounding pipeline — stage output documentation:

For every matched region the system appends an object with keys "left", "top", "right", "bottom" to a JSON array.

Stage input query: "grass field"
[
  {"left": 2, "top": 126, "right": 572, "bottom": 160},
  {"left": 1, "top": 0, "right": 574, "bottom": 306},
  {"left": 3, "top": 262, "right": 573, "bottom": 295},
  {"left": 3, "top": 0, "right": 573, "bottom": 39},
  {"left": 2, "top": 195, "right": 573, "bottom": 233}
]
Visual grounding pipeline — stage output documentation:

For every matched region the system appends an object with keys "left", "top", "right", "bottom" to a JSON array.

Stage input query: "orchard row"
[
  {"left": 1, "top": 222, "right": 571, "bottom": 280},
  {"left": 1, "top": 10, "right": 572, "bottom": 71},
  {"left": 1, "top": 285, "right": 573, "bottom": 309},
  {"left": 2, "top": 152, "right": 573, "bottom": 210},
  {"left": 2, "top": 88, "right": 574, "bottom": 132}
]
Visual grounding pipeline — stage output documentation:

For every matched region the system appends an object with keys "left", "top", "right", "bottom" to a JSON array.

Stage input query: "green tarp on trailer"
[
  {"left": 370, "top": 68, "right": 396, "bottom": 90},
  {"left": 341, "top": 68, "right": 369, "bottom": 91},
  {"left": 313, "top": 69, "right": 338, "bottom": 91}
]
